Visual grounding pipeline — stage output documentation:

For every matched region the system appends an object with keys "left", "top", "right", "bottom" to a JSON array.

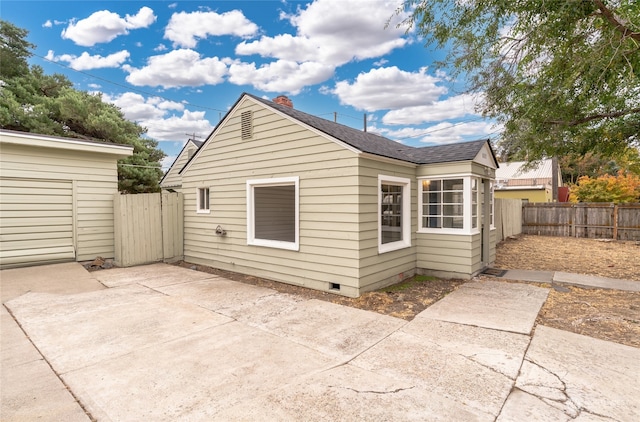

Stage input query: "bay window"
[{"left": 419, "top": 176, "right": 486, "bottom": 234}]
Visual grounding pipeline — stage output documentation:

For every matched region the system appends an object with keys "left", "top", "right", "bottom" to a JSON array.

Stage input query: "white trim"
[
  {"left": 0, "top": 129, "right": 133, "bottom": 157},
  {"left": 246, "top": 176, "right": 300, "bottom": 251},
  {"left": 378, "top": 175, "right": 411, "bottom": 254},
  {"left": 196, "top": 187, "right": 210, "bottom": 214},
  {"left": 418, "top": 175, "right": 481, "bottom": 235}
]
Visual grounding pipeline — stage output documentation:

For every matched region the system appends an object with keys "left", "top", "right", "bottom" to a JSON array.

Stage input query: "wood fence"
[
  {"left": 522, "top": 202, "right": 640, "bottom": 240},
  {"left": 113, "top": 192, "right": 183, "bottom": 267}
]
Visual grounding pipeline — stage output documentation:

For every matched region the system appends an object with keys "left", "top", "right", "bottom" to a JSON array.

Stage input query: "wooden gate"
[{"left": 113, "top": 192, "right": 183, "bottom": 267}]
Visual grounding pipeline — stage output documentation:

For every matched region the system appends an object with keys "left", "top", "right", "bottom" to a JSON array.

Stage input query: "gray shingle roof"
[{"left": 247, "top": 93, "right": 493, "bottom": 165}]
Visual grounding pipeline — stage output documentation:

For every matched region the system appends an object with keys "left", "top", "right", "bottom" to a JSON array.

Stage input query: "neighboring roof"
[
  {"left": 160, "top": 139, "right": 203, "bottom": 186},
  {"left": 182, "top": 93, "right": 498, "bottom": 173},
  {"left": 496, "top": 159, "right": 554, "bottom": 180},
  {"left": 0, "top": 128, "right": 133, "bottom": 157}
]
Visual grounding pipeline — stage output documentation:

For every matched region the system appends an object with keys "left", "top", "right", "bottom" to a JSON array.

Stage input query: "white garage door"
[{"left": 0, "top": 178, "right": 75, "bottom": 268}]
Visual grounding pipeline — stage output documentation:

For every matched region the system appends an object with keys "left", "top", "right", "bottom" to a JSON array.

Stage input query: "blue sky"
[{"left": 3, "top": 0, "right": 501, "bottom": 169}]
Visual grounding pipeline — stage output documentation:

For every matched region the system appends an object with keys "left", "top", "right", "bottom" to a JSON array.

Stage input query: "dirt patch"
[
  {"left": 495, "top": 235, "right": 639, "bottom": 280},
  {"left": 177, "top": 235, "right": 640, "bottom": 348},
  {"left": 175, "top": 262, "right": 465, "bottom": 321}
]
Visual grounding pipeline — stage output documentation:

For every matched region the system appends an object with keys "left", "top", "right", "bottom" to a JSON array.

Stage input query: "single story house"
[
  {"left": 178, "top": 93, "right": 498, "bottom": 297},
  {"left": 0, "top": 129, "right": 133, "bottom": 268},
  {"left": 494, "top": 158, "right": 562, "bottom": 203},
  {"left": 160, "top": 138, "right": 203, "bottom": 192}
]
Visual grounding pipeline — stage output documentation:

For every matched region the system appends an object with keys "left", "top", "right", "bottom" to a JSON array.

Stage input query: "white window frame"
[
  {"left": 418, "top": 174, "right": 482, "bottom": 235},
  {"left": 246, "top": 176, "right": 299, "bottom": 251},
  {"left": 196, "top": 187, "right": 210, "bottom": 214},
  {"left": 378, "top": 175, "right": 411, "bottom": 254}
]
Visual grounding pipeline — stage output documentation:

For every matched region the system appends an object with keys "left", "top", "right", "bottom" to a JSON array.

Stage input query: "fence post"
[{"left": 613, "top": 205, "right": 619, "bottom": 240}]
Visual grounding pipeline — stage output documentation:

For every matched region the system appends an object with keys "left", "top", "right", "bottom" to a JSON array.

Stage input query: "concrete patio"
[{"left": 1, "top": 263, "right": 639, "bottom": 421}]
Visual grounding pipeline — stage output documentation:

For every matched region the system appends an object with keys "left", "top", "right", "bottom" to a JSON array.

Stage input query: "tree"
[
  {"left": 396, "top": 1, "right": 640, "bottom": 161},
  {"left": 560, "top": 147, "right": 640, "bottom": 184},
  {"left": 0, "top": 20, "right": 164, "bottom": 193},
  {"left": 570, "top": 171, "right": 640, "bottom": 203}
]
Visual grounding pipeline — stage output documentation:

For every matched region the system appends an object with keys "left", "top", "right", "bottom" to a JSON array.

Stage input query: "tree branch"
[
  {"left": 593, "top": 0, "right": 640, "bottom": 42},
  {"left": 545, "top": 107, "right": 640, "bottom": 126}
]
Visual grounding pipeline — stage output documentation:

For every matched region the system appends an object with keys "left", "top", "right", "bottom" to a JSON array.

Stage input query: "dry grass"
[{"left": 495, "top": 235, "right": 639, "bottom": 280}]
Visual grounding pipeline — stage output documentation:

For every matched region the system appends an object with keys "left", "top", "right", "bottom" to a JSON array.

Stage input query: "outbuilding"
[
  {"left": 178, "top": 93, "right": 498, "bottom": 297},
  {"left": 0, "top": 129, "right": 133, "bottom": 268}
]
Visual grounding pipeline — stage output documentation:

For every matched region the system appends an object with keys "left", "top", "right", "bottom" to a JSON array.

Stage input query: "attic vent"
[{"left": 241, "top": 110, "right": 253, "bottom": 140}]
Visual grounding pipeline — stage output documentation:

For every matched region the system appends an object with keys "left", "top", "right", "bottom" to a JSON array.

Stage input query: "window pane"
[
  {"left": 443, "top": 179, "right": 463, "bottom": 190},
  {"left": 443, "top": 216, "right": 463, "bottom": 229},
  {"left": 254, "top": 185, "right": 295, "bottom": 242},
  {"left": 381, "top": 184, "right": 402, "bottom": 244},
  {"left": 443, "top": 204, "right": 463, "bottom": 216},
  {"left": 443, "top": 191, "right": 462, "bottom": 204}
]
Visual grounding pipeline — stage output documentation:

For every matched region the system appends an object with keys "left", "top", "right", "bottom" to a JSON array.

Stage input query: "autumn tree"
[
  {"left": 0, "top": 20, "right": 164, "bottom": 193},
  {"left": 570, "top": 171, "right": 640, "bottom": 203},
  {"left": 396, "top": 1, "right": 640, "bottom": 161}
]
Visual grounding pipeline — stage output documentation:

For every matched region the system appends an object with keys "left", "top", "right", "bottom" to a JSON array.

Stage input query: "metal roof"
[{"left": 495, "top": 159, "right": 554, "bottom": 180}]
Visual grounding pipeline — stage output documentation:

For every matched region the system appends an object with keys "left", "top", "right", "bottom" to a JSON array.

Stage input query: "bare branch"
[
  {"left": 593, "top": 0, "right": 640, "bottom": 42},
  {"left": 546, "top": 107, "right": 640, "bottom": 127}
]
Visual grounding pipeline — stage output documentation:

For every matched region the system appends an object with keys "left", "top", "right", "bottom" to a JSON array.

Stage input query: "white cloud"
[
  {"left": 42, "top": 20, "right": 52, "bottom": 28},
  {"left": 236, "top": 0, "right": 409, "bottom": 66},
  {"left": 164, "top": 10, "right": 259, "bottom": 48},
  {"left": 46, "top": 49, "right": 130, "bottom": 70},
  {"left": 330, "top": 66, "right": 447, "bottom": 111},
  {"left": 228, "top": 60, "right": 334, "bottom": 94},
  {"left": 413, "top": 121, "right": 499, "bottom": 145},
  {"left": 104, "top": 92, "right": 214, "bottom": 142},
  {"left": 123, "top": 49, "right": 228, "bottom": 88},
  {"left": 382, "top": 93, "right": 484, "bottom": 125},
  {"left": 154, "top": 44, "right": 168, "bottom": 52},
  {"left": 61, "top": 7, "right": 156, "bottom": 46},
  {"left": 161, "top": 155, "right": 177, "bottom": 171}
]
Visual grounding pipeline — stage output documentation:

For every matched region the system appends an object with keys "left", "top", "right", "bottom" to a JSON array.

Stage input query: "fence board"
[
  {"left": 522, "top": 202, "right": 640, "bottom": 240},
  {"left": 114, "top": 192, "right": 183, "bottom": 267}
]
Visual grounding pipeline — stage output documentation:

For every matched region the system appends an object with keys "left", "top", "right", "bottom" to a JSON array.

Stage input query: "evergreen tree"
[{"left": 0, "top": 20, "right": 164, "bottom": 193}]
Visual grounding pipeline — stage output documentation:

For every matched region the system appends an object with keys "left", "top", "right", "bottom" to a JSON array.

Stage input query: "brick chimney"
[{"left": 272, "top": 95, "right": 293, "bottom": 108}]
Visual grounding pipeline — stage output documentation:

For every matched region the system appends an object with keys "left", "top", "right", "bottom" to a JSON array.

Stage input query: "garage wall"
[{"left": 0, "top": 140, "right": 123, "bottom": 267}]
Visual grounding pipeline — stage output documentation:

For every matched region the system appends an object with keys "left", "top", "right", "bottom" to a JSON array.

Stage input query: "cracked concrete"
[{"left": 2, "top": 263, "right": 639, "bottom": 421}]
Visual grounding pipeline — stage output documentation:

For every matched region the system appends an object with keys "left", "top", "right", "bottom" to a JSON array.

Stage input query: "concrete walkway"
[
  {"left": 2, "top": 263, "right": 639, "bottom": 421},
  {"left": 496, "top": 268, "right": 640, "bottom": 292}
]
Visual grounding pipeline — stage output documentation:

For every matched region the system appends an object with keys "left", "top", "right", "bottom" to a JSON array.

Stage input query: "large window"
[
  {"left": 247, "top": 177, "right": 299, "bottom": 250},
  {"left": 196, "top": 187, "right": 210, "bottom": 213},
  {"left": 379, "top": 175, "right": 411, "bottom": 253},
  {"left": 419, "top": 176, "right": 487, "bottom": 234}
]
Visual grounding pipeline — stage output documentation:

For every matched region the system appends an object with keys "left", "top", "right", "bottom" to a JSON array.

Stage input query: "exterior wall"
[
  {"left": 357, "top": 157, "right": 417, "bottom": 294},
  {"left": 0, "top": 141, "right": 121, "bottom": 264},
  {"left": 495, "top": 188, "right": 550, "bottom": 203},
  {"left": 161, "top": 143, "right": 198, "bottom": 191},
  {"left": 182, "top": 98, "right": 364, "bottom": 297},
  {"left": 415, "top": 160, "right": 495, "bottom": 279},
  {"left": 180, "top": 99, "right": 498, "bottom": 296}
]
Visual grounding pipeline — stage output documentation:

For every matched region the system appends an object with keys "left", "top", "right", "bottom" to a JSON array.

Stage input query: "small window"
[
  {"left": 379, "top": 175, "right": 411, "bottom": 253},
  {"left": 197, "top": 187, "right": 210, "bottom": 213},
  {"left": 422, "top": 178, "right": 464, "bottom": 229},
  {"left": 247, "top": 177, "right": 299, "bottom": 250},
  {"left": 241, "top": 110, "right": 253, "bottom": 140}
]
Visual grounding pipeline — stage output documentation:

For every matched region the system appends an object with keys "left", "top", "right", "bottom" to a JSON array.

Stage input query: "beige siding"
[
  {"left": 356, "top": 157, "right": 418, "bottom": 293},
  {"left": 0, "top": 141, "right": 121, "bottom": 265},
  {"left": 182, "top": 98, "right": 364, "bottom": 297},
  {"left": 416, "top": 233, "right": 478, "bottom": 278}
]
